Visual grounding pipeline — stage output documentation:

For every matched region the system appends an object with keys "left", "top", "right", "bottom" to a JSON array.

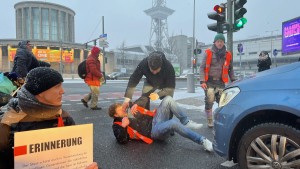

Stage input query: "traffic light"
[
  {"left": 94, "top": 40, "right": 97, "bottom": 46},
  {"left": 207, "top": 4, "right": 226, "bottom": 33},
  {"left": 233, "top": 0, "right": 247, "bottom": 31},
  {"left": 192, "top": 58, "right": 197, "bottom": 68}
]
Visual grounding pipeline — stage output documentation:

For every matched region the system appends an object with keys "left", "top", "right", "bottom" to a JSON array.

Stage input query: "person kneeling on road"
[{"left": 108, "top": 96, "right": 213, "bottom": 152}]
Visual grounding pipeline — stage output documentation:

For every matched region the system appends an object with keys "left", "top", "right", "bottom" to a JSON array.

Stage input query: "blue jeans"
[{"left": 151, "top": 96, "right": 205, "bottom": 144}]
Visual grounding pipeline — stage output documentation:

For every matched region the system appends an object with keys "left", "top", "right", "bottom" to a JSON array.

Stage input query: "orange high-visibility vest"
[
  {"left": 136, "top": 106, "right": 156, "bottom": 117},
  {"left": 204, "top": 49, "right": 232, "bottom": 83},
  {"left": 114, "top": 122, "right": 153, "bottom": 144}
]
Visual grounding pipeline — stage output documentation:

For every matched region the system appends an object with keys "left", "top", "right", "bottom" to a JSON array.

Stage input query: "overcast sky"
[{"left": 0, "top": 0, "right": 299, "bottom": 50}]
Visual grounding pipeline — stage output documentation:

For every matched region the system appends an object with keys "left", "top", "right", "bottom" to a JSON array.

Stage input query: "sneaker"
[
  {"left": 185, "top": 120, "right": 203, "bottom": 130},
  {"left": 81, "top": 99, "right": 88, "bottom": 108},
  {"left": 202, "top": 138, "right": 213, "bottom": 152},
  {"left": 91, "top": 106, "right": 102, "bottom": 110}
]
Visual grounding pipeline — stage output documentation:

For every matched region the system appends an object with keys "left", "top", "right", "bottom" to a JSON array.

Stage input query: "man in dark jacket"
[
  {"left": 81, "top": 46, "right": 103, "bottom": 110},
  {"left": 122, "top": 51, "right": 175, "bottom": 110},
  {"left": 0, "top": 67, "right": 75, "bottom": 169},
  {"left": 11, "top": 40, "right": 40, "bottom": 79},
  {"left": 108, "top": 96, "right": 213, "bottom": 152}
]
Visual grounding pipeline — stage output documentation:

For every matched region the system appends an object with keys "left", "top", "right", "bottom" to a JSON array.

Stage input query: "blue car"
[{"left": 213, "top": 62, "right": 300, "bottom": 169}]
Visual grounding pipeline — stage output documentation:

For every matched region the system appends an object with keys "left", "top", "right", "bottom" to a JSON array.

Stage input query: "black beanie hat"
[
  {"left": 24, "top": 67, "right": 64, "bottom": 95},
  {"left": 147, "top": 51, "right": 163, "bottom": 70}
]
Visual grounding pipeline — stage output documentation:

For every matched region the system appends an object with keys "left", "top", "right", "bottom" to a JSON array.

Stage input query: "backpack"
[{"left": 77, "top": 60, "right": 87, "bottom": 79}]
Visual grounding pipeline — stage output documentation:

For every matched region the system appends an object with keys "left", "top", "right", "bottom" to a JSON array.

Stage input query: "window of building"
[
  {"left": 36, "top": 46, "right": 47, "bottom": 49},
  {"left": 68, "top": 14, "right": 74, "bottom": 42},
  {"left": 32, "top": 7, "right": 40, "bottom": 39},
  {"left": 24, "top": 7, "right": 30, "bottom": 39},
  {"left": 60, "top": 11, "right": 66, "bottom": 41},
  {"left": 42, "top": 8, "right": 49, "bottom": 40},
  {"left": 1, "top": 46, "right": 8, "bottom": 56},
  {"left": 50, "top": 9, "right": 58, "bottom": 41},
  {"left": 74, "top": 49, "right": 80, "bottom": 59},
  {"left": 16, "top": 9, "right": 22, "bottom": 39}
]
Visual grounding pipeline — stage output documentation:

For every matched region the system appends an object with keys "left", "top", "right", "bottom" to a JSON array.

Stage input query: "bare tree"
[{"left": 118, "top": 41, "right": 126, "bottom": 69}]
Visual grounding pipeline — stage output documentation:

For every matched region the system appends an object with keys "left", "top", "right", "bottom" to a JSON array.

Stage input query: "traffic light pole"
[{"left": 227, "top": 0, "right": 233, "bottom": 54}]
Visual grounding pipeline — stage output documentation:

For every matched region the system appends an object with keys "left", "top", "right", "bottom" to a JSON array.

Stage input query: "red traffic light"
[{"left": 214, "top": 5, "right": 224, "bottom": 14}]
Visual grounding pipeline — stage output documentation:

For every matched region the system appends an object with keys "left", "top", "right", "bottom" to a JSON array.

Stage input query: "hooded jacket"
[
  {"left": 84, "top": 53, "right": 102, "bottom": 86},
  {"left": 0, "top": 88, "right": 75, "bottom": 169},
  {"left": 124, "top": 55, "right": 175, "bottom": 99},
  {"left": 11, "top": 40, "right": 39, "bottom": 78}
]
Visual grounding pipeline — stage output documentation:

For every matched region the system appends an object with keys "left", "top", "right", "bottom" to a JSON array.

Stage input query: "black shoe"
[
  {"left": 91, "top": 107, "right": 102, "bottom": 110},
  {"left": 81, "top": 99, "right": 88, "bottom": 108}
]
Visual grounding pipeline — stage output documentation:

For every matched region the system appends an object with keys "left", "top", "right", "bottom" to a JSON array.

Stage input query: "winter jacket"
[
  {"left": 124, "top": 55, "right": 175, "bottom": 99},
  {"left": 257, "top": 56, "right": 272, "bottom": 72},
  {"left": 112, "top": 115, "right": 153, "bottom": 144},
  {"left": 0, "top": 88, "right": 75, "bottom": 169},
  {"left": 11, "top": 40, "right": 39, "bottom": 78},
  {"left": 199, "top": 45, "right": 235, "bottom": 85},
  {"left": 84, "top": 54, "right": 102, "bottom": 86}
]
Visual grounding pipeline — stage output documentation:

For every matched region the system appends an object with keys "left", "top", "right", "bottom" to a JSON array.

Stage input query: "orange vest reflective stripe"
[
  {"left": 114, "top": 122, "right": 153, "bottom": 144},
  {"left": 205, "top": 49, "right": 232, "bottom": 83},
  {"left": 136, "top": 106, "right": 156, "bottom": 117}
]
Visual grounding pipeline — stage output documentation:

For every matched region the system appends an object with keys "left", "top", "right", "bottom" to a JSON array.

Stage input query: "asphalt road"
[{"left": 61, "top": 80, "right": 240, "bottom": 169}]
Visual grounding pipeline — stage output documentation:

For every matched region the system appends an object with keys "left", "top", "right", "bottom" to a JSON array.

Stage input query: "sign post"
[{"left": 237, "top": 43, "right": 243, "bottom": 76}]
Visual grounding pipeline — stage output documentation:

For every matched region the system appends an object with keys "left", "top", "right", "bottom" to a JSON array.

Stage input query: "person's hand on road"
[
  {"left": 122, "top": 117, "right": 130, "bottom": 128},
  {"left": 200, "top": 83, "right": 207, "bottom": 90},
  {"left": 149, "top": 93, "right": 159, "bottom": 101}
]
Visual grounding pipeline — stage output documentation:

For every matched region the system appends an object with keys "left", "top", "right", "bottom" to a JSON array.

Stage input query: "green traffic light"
[{"left": 235, "top": 17, "right": 247, "bottom": 28}]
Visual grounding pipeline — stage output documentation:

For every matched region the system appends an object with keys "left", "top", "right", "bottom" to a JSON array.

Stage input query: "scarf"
[
  {"left": 16, "top": 87, "right": 62, "bottom": 119},
  {"left": 211, "top": 44, "right": 226, "bottom": 62}
]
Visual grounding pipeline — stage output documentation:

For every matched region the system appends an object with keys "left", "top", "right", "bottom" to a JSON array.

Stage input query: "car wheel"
[{"left": 238, "top": 123, "right": 300, "bottom": 169}]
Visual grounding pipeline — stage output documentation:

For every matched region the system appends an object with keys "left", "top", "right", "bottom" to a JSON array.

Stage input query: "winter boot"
[{"left": 205, "top": 109, "right": 213, "bottom": 128}]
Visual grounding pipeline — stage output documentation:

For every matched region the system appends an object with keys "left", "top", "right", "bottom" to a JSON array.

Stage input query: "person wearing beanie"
[
  {"left": 199, "top": 33, "right": 236, "bottom": 128},
  {"left": 122, "top": 51, "right": 176, "bottom": 111},
  {"left": 81, "top": 46, "right": 103, "bottom": 110},
  {"left": 0, "top": 67, "right": 75, "bottom": 169}
]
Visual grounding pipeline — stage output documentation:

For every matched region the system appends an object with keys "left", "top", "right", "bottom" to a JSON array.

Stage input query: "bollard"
[{"left": 187, "top": 73, "right": 195, "bottom": 93}]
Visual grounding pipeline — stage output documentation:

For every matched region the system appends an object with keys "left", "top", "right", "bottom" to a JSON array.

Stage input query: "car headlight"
[{"left": 219, "top": 87, "right": 240, "bottom": 107}]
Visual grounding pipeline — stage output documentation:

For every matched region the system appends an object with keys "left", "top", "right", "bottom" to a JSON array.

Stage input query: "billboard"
[
  {"left": 282, "top": 16, "right": 300, "bottom": 55},
  {"left": 8, "top": 48, "right": 74, "bottom": 63}
]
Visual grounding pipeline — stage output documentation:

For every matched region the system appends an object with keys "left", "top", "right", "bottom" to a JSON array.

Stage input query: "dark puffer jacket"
[
  {"left": 0, "top": 99, "right": 75, "bottom": 169},
  {"left": 124, "top": 55, "right": 175, "bottom": 99},
  {"left": 11, "top": 40, "right": 39, "bottom": 78}
]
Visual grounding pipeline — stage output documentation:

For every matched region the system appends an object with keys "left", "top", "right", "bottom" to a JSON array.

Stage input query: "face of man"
[
  {"left": 149, "top": 67, "right": 161, "bottom": 75},
  {"left": 114, "top": 106, "right": 128, "bottom": 118},
  {"left": 35, "top": 83, "right": 64, "bottom": 106},
  {"left": 26, "top": 43, "right": 32, "bottom": 51},
  {"left": 214, "top": 40, "right": 225, "bottom": 50}
]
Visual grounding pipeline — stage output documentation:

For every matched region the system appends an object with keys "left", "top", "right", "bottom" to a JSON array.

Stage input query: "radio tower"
[{"left": 144, "top": 0, "right": 174, "bottom": 51}]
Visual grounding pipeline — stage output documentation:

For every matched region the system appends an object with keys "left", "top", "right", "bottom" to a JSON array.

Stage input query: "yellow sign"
[{"left": 8, "top": 48, "right": 74, "bottom": 63}]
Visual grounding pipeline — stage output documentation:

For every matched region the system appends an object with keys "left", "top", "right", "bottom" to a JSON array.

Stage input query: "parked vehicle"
[
  {"left": 106, "top": 72, "right": 129, "bottom": 80},
  {"left": 213, "top": 62, "right": 300, "bottom": 169}
]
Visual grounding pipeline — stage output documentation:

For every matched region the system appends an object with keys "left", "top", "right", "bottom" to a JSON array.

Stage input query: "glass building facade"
[{"left": 15, "top": 1, "right": 75, "bottom": 42}]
